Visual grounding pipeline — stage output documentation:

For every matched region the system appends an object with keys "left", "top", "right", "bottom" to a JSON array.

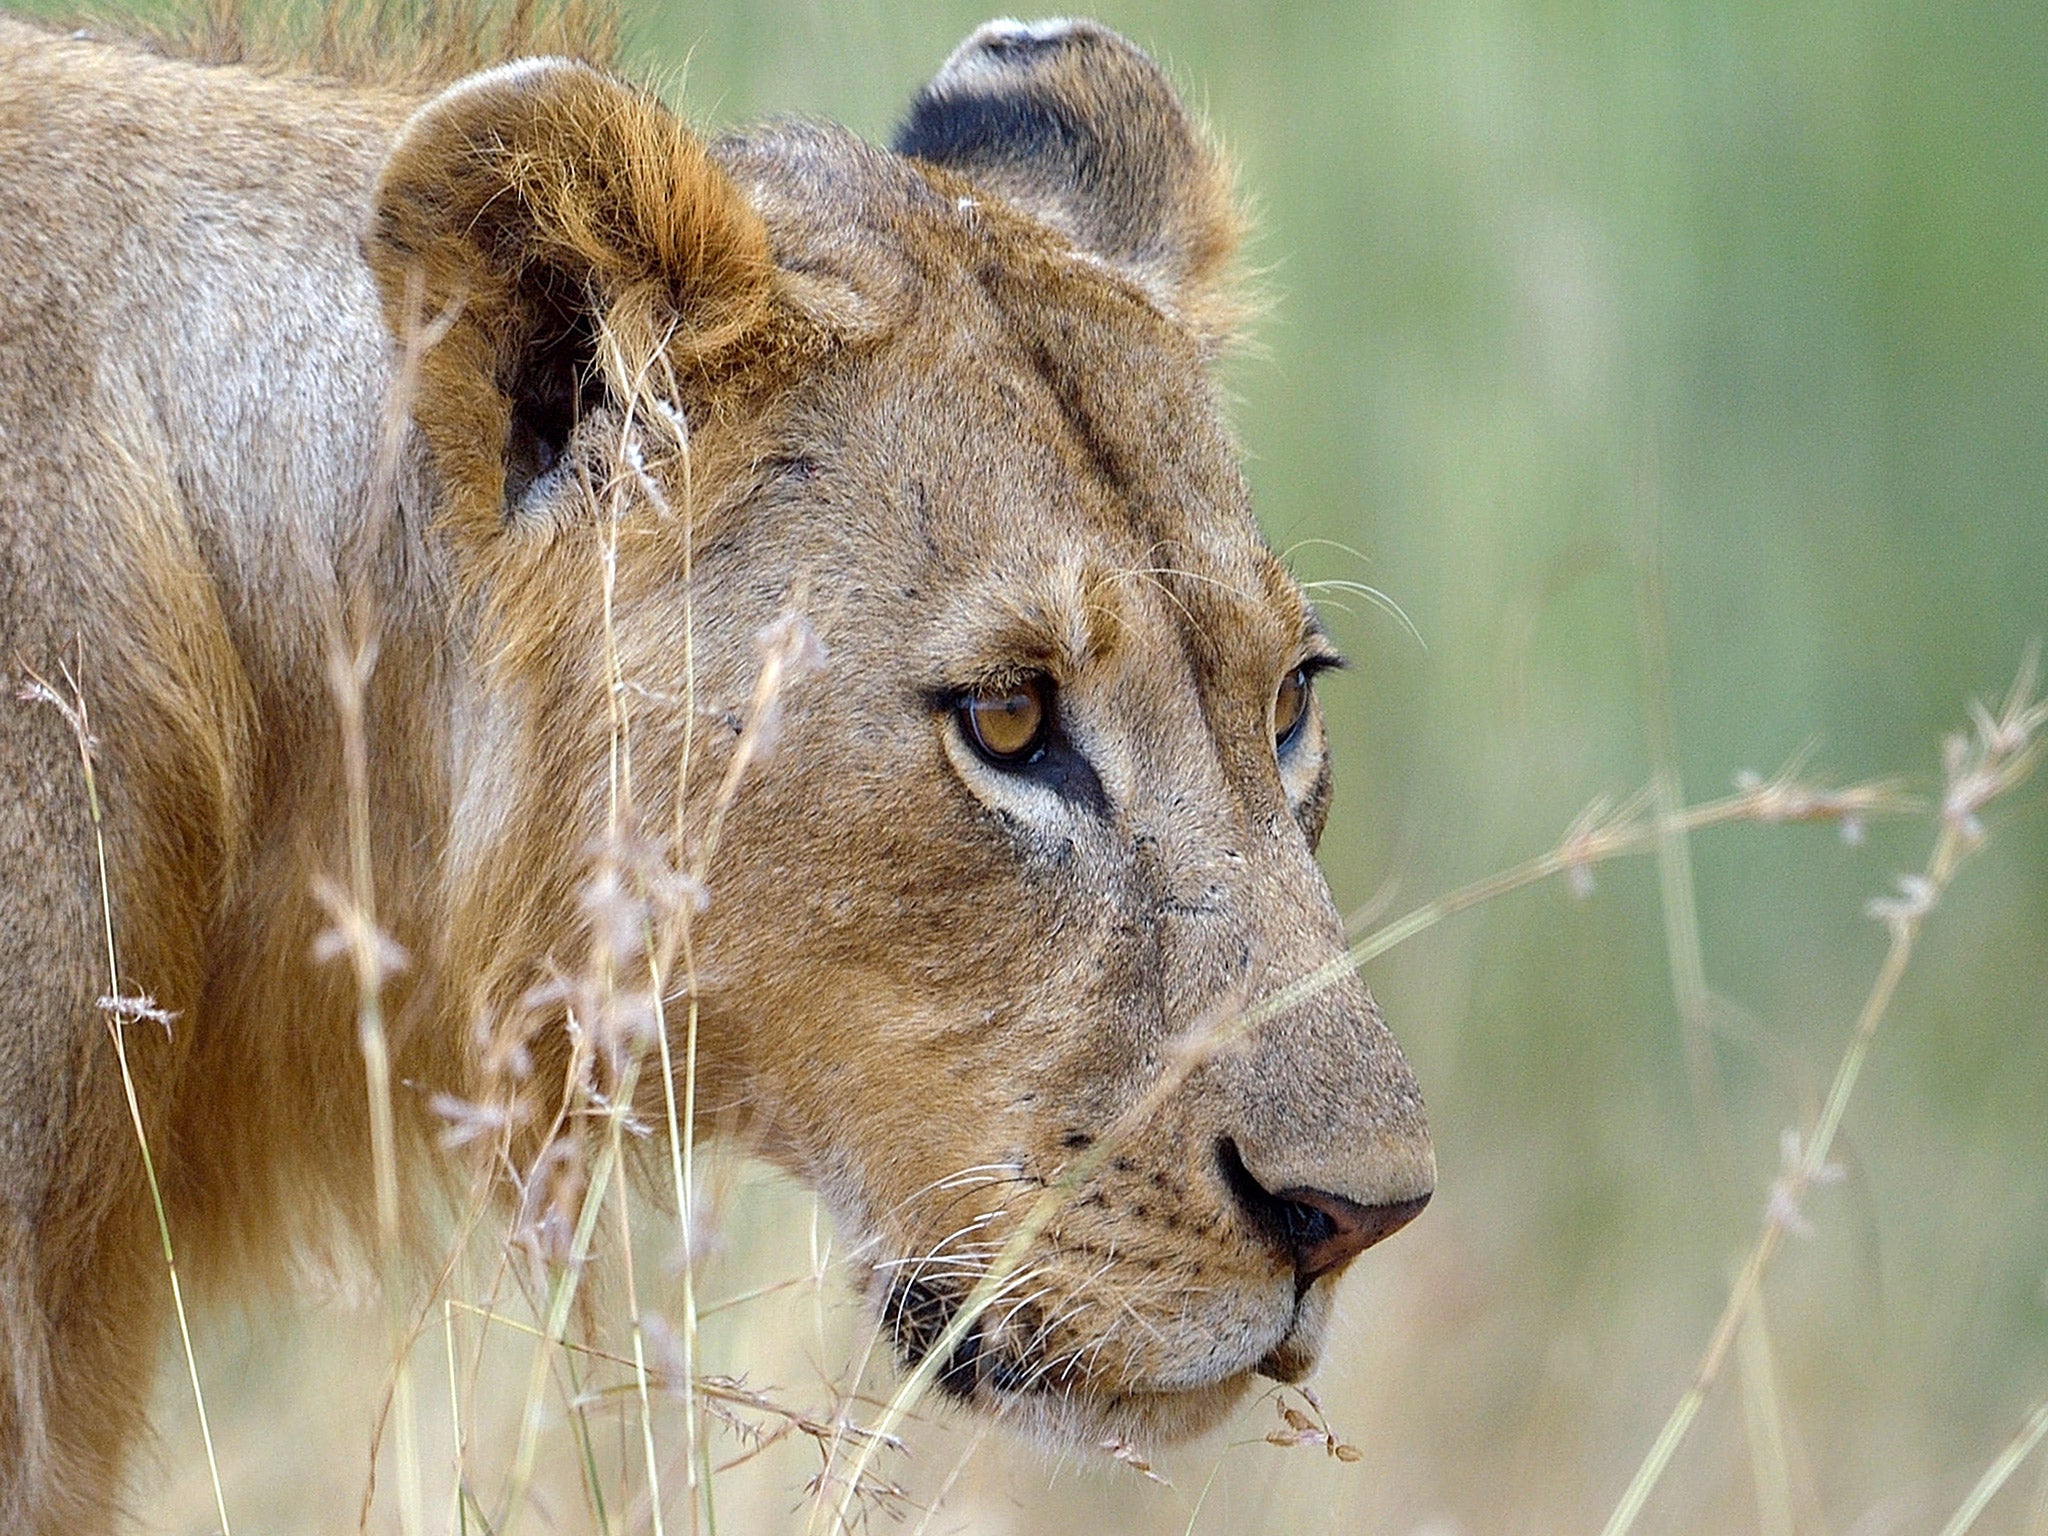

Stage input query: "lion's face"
[
  {"left": 368, "top": 20, "right": 1430, "bottom": 1449},
  {"left": 698, "top": 234, "right": 1433, "bottom": 1443}
]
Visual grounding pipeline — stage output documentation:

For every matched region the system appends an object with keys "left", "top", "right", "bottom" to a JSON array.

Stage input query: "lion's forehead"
[
  {"left": 805, "top": 350, "right": 1299, "bottom": 709},
  {"left": 711, "top": 120, "right": 1308, "bottom": 691},
  {"left": 913, "top": 308, "right": 1301, "bottom": 684}
]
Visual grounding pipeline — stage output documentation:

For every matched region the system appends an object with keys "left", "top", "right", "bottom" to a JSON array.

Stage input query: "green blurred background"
[{"left": 117, "top": 1, "right": 2047, "bottom": 1531}]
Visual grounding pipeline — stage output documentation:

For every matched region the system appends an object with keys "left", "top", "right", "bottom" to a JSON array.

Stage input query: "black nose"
[{"left": 1218, "top": 1138, "right": 1430, "bottom": 1282}]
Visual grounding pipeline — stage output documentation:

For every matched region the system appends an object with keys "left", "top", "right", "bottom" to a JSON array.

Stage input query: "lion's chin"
[{"left": 968, "top": 1365, "right": 1260, "bottom": 1451}]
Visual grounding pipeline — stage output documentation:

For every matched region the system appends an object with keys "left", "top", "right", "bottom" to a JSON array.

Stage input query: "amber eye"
[
  {"left": 1274, "top": 665, "right": 1312, "bottom": 750},
  {"left": 958, "top": 679, "right": 1051, "bottom": 765}
]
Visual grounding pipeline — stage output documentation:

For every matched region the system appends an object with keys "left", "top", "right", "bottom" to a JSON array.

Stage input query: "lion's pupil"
[{"left": 963, "top": 684, "right": 1047, "bottom": 762}]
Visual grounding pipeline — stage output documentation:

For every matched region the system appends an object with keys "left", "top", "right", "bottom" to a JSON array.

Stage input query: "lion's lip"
[
  {"left": 883, "top": 1254, "right": 1332, "bottom": 1407},
  {"left": 1251, "top": 1339, "right": 1316, "bottom": 1384},
  {"left": 887, "top": 1270, "right": 1295, "bottom": 1404},
  {"left": 1248, "top": 1278, "right": 1328, "bottom": 1384}
]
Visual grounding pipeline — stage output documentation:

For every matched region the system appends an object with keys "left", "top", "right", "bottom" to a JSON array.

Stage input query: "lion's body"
[
  {"left": 0, "top": 14, "right": 1431, "bottom": 1529},
  {"left": 0, "top": 25, "right": 457, "bottom": 1518}
]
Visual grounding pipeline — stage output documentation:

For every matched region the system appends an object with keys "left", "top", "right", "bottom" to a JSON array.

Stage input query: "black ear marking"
[
  {"left": 895, "top": 82, "right": 1085, "bottom": 183},
  {"left": 893, "top": 19, "right": 1245, "bottom": 344}
]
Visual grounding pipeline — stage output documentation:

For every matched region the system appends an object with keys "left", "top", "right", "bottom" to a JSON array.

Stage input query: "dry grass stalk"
[
  {"left": 1601, "top": 648, "right": 2047, "bottom": 1536},
  {"left": 1261, "top": 1385, "right": 1362, "bottom": 1462},
  {"left": 2029, "top": 1440, "right": 2048, "bottom": 1536},
  {"left": 315, "top": 265, "right": 455, "bottom": 1536},
  {"left": 1734, "top": 1302, "right": 1798, "bottom": 1536},
  {"left": 324, "top": 306, "right": 859, "bottom": 1534},
  {"left": 153, "top": 0, "right": 621, "bottom": 87},
  {"left": 315, "top": 623, "right": 427, "bottom": 1536},
  {"left": 1636, "top": 528, "right": 1803, "bottom": 1529},
  {"left": 1934, "top": 1397, "right": 2048, "bottom": 1536},
  {"left": 588, "top": 358, "right": 669, "bottom": 1536},
  {"left": 16, "top": 660, "right": 233, "bottom": 1536},
  {"left": 445, "top": 1300, "right": 901, "bottom": 1454}
]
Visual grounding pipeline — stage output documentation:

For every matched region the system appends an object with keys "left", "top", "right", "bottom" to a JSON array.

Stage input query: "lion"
[{"left": 0, "top": 9, "right": 1434, "bottom": 1528}]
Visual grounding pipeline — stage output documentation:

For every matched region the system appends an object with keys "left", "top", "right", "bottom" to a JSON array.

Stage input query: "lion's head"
[{"left": 365, "top": 19, "right": 1432, "bottom": 1447}]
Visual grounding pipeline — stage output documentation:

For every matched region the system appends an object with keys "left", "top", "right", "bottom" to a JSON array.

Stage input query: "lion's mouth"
[
  {"left": 885, "top": 1277, "right": 1088, "bottom": 1402},
  {"left": 883, "top": 1271, "right": 1301, "bottom": 1418}
]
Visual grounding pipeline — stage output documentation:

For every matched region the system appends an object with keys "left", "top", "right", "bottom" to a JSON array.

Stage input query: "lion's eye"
[
  {"left": 958, "top": 679, "right": 1051, "bottom": 765},
  {"left": 1274, "top": 666, "right": 1312, "bottom": 751}
]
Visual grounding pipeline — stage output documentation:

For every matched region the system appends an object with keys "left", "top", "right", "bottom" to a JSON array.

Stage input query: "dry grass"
[
  {"left": 195, "top": 0, "right": 616, "bottom": 85},
  {"left": 50, "top": 287, "right": 2043, "bottom": 1531},
  {"left": 18, "top": 660, "right": 232, "bottom": 1536}
]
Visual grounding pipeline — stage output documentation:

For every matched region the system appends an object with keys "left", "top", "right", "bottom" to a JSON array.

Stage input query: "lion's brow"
[
  {"left": 934, "top": 560, "right": 1138, "bottom": 681},
  {"left": 1104, "top": 546, "right": 1311, "bottom": 671}
]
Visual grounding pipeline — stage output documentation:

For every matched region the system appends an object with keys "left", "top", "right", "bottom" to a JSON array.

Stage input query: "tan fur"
[{"left": 0, "top": 12, "right": 1432, "bottom": 1528}]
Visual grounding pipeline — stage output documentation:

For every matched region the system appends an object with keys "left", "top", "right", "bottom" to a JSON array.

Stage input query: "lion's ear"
[
  {"left": 893, "top": 20, "right": 1246, "bottom": 347},
  {"left": 365, "top": 59, "right": 772, "bottom": 546}
]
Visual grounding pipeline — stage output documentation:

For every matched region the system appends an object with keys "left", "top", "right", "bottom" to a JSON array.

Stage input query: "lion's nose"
[{"left": 1218, "top": 1138, "right": 1431, "bottom": 1281}]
